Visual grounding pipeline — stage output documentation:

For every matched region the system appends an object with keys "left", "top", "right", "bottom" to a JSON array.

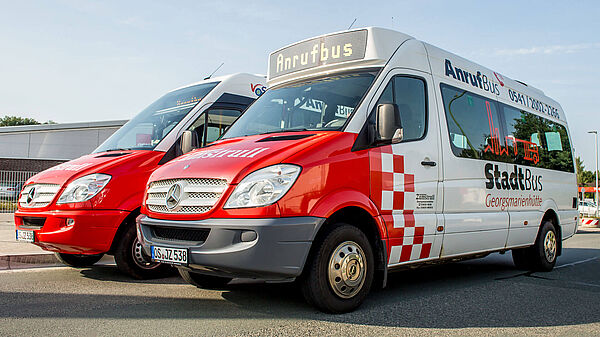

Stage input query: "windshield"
[
  {"left": 222, "top": 72, "right": 376, "bottom": 139},
  {"left": 94, "top": 82, "right": 219, "bottom": 152}
]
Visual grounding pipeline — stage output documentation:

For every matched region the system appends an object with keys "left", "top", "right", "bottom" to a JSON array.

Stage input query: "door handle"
[{"left": 421, "top": 160, "right": 436, "bottom": 167}]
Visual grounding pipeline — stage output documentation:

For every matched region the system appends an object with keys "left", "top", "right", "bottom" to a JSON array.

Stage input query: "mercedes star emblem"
[
  {"left": 165, "top": 183, "right": 183, "bottom": 211},
  {"left": 26, "top": 187, "right": 37, "bottom": 205}
]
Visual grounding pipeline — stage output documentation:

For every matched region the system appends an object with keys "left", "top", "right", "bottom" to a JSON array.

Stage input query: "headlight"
[
  {"left": 57, "top": 173, "right": 112, "bottom": 204},
  {"left": 224, "top": 164, "right": 301, "bottom": 209}
]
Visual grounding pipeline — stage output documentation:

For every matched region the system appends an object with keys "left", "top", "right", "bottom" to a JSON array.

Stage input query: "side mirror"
[
  {"left": 376, "top": 103, "right": 403, "bottom": 143},
  {"left": 181, "top": 130, "right": 193, "bottom": 154}
]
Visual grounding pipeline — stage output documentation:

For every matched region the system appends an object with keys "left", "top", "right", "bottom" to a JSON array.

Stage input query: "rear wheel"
[
  {"left": 511, "top": 221, "right": 558, "bottom": 272},
  {"left": 114, "top": 224, "right": 173, "bottom": 279},
  {"left": 55, "top": 252, "right": 103, "bottom": 267},
  {"left": 300, "top": 223, "right": 374, "bottom": 313},
  {"left": 179, "top": 269, "right": 232, "bottom": 289}
]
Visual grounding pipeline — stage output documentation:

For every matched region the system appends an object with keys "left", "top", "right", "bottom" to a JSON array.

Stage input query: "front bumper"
[
  {"left": 14, "top": 209, "right": 130, "bottom": 254},
  {"left": 137, "top": 215, "right": 325, "bottom": 279}
]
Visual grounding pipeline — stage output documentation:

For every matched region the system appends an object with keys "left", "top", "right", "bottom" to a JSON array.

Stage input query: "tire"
[
  {"left": 511, "top": 221, "right": 558, "bottom": 272},
  {"left": 511, "top": 249, "right": 531, "bottom": 270},
  {"left": 178, "top": 269, "right": 232, "bottom": 289},
  {"left": 55, "top": 252, "right": 104, "bottom": 267},
  {"left": 300, "top": 223, "right": 374, "bottom": 313},
  {"left": 113, "top": 223, "right": 174, "bottom": 279}
]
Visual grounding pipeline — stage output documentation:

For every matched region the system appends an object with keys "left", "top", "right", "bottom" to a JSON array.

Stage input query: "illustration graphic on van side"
[{"left": 483, "top": 99, "right": 540, "bottom": 164}]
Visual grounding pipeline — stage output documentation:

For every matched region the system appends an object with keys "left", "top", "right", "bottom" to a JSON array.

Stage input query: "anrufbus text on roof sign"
[{"left": 269, "top": 30, "right": 368, "bottom": 79}]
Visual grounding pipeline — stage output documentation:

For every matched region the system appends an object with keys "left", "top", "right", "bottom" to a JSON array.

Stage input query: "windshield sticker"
[
  {"left": 269, "top": 30, "right": 367, "bottom": 79},
  {"left": 251, "top": 83, "right": 267, "bottom": 96}
]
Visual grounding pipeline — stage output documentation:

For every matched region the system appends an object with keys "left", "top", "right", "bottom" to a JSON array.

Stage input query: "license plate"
[
  {"left": 16, "top": 230, "right": 34, "bottom": 243},
  {"left": 151, "top": 246, "right": 188, "bottom": 265}
]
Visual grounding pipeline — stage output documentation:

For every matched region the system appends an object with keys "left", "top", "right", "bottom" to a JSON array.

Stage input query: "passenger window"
[
  {"left": 502, "top": 105, "right": 544, "bottom": 168},
  {"left": 440, "top": 84, "right": 504, "bottom": 161},
  {"left": 368, "top": 76, "right": 427, "bottom": 144},
  {"left": 539, "top": 119, "right": 574, "bottom": 172},
  {"left": 393, "top": 77, "right": 426, "bottom": 141},
  {"left": 187, "top": 108, "right": 241, "bottom": 147}
]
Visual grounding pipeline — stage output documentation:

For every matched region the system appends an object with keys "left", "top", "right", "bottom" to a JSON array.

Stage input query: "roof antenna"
[
  {"left": 347, "top": 18, "right": 357, "bottom": 30},
  {"left": 204, "top": 62, "right": 224, "bottom": 80}
]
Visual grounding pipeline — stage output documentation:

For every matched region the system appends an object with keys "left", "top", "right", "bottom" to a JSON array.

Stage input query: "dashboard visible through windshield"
[
  {"left": 94, "top": 82, "right": 219, "bottom": 152},
  {"left": 222, "top": 72, "right": 376, "bottom": 139}
]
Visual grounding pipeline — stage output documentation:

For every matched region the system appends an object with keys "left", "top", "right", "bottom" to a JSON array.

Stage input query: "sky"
[{"left": 0, "top": 0, "right": 599, "bottom": 168}]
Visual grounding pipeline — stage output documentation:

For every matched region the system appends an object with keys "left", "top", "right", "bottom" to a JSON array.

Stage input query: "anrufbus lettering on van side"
[
  {"left": 269, "top": 30, "right": 368, "bottom": 79},
  {"left": 444, "top": 59, "right": 500, "bottom": 96},
  {"left": 179, "top": 147, "right": 270, "bottom": 161}
]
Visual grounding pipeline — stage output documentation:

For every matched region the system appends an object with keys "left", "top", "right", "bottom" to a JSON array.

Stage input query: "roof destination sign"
[{"left": 269, "top": 30, "right": 368, "bottom": 79}]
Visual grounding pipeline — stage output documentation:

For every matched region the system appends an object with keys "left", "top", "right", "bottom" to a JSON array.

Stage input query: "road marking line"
[{"left": 555, "top": 256, "right": 600, "bottom": 269}]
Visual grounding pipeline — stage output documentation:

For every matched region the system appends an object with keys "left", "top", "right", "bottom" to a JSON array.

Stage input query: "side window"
[
  {"left": 539, "top": 119, "right": 574, "bottom": 172},
  {"left": 368, "top": 75, "right": 427, "bottom": 144},
  {"left": 440, "top": 84, "right": 504, "bottom": 161},
  {"left": 502, "top": 105, "right": 544, "bottom": 168},
  {"left": 501, "top": 103, "right": 574, "bottom": 172},
  {"left": 205, "top": 109, "right": 241, "bottom": 143},
  {"left": 393, "top": 77, "right": 427, "bottom": 141},
  {"left": 187, "top": 108, "right": 241, "bottom": 147}
]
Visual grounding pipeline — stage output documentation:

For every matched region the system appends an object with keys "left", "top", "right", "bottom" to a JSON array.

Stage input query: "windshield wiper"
[
  {"left": 258, "top": 128, "right": 309, "bottom": 135},
  {"left": 104, "top": 148, "right": 132, "bottom": 152}
]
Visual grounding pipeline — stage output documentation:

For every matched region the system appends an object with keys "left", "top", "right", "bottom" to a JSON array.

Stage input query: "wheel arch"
[
  {"left": 540, "top": 208, "right": 562, "bottom": 256},
  {"left": 107, "top": 207, "right": 140, "bottom": 255},
  {"left": 306, "top": 205, "right": 388, "bottom": 288}
]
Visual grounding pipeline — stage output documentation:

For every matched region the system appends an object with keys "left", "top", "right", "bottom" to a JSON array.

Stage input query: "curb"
[{"left": 0, "top": 253, "right": 60, "bottom": 271}]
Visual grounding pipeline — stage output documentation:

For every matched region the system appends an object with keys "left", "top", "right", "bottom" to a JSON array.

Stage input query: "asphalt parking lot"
[{"left": 0, "top": 228, "right": 598, "bottom": 337}]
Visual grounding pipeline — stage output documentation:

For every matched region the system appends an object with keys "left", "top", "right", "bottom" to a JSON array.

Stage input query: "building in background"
[
  {"left": 0, "top": 120, "right": 126, "bottom": 171},
  {"left": 0, "top": 120, "right": 126, "bottom": 212}
]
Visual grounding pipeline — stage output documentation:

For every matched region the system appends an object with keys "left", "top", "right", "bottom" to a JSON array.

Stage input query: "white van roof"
[
  {"left": 267, "top": 27, "right": 565, "bottom": 123},
  {"left": 169, "top": 73, "right": 266, "bottom": 99}
]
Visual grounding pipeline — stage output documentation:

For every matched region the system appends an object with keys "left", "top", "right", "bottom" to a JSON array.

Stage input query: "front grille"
[
  {"left": 145, "top": 178, "right": 227, "bottom": 214},
  {"left": 152, "top": 227, "right": 210, "bottom": 242},
  {"left": 21, "top": 217, "right": 46, "bottom": 229},
  {"left": 19, "top": 184, "right": 61, "bottom": 208}
]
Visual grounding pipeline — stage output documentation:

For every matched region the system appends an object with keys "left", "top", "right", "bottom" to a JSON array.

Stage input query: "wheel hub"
[
  {"left": 543, "top": 230, "right": 557, "bottom": 263},
  {"left": 328, "top": 241, "right": 366, "bottom": 299},
  {"left": 132, "top": 238, "right": 161, "bottom": 270}
]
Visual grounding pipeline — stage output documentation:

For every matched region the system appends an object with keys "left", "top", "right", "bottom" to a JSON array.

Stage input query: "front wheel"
[
  {"left": 300, "top": 223, "right": 374, "bottom": 313},
  {"left": 179, "top": 269, "right": 232, "bottom": 289},
  {"left": 55, "top": 252, "right": 103, "bottom": 267},
  {"left": 113, "top": 224, "right": 174, "bottom": 279}
]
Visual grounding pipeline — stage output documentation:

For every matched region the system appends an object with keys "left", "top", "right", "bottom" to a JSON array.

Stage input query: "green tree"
[
  {"left": 0, "top": 115, "right": 40, "bottom": 126},
  {"left": 576, "top": 156, "right": 586, "bottom": 185}
]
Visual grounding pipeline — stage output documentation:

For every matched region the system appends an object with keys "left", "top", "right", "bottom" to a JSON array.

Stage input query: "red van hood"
[
  {"left": 26, "top": 150, "right": 163, "bottom": 186},
  {"left": 149, "top": 131, "right": 342, "bottom": 184}
]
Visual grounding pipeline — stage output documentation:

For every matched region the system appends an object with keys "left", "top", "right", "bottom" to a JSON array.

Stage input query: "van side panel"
[{"left": 425, "top": 42, "right": 577, "bottom": 258}]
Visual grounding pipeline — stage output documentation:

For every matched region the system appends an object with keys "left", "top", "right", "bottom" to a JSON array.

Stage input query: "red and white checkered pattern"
[
  {"left": 370, "top": 145, "right": 433, "bottom": 265},
  {"left": 581, "top": 218, "right": 599, "bottom": 227}
]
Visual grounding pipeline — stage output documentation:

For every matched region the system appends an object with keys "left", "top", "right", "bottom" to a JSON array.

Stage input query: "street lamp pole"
[{"left": 589, "top": 130, "right": 599, "bottom": 217}]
